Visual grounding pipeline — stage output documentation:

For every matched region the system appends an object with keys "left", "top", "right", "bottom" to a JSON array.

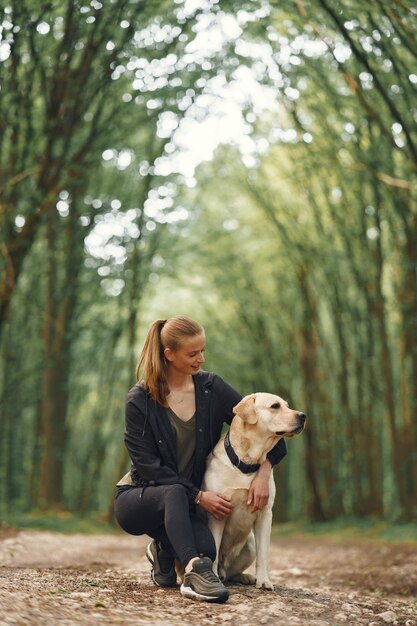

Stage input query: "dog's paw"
[
  {"left": 256, "top": 578, "right": 274, "bottom": 590},
  {"left": 228, "top": 573, "right": 256, "bottom": 585}
]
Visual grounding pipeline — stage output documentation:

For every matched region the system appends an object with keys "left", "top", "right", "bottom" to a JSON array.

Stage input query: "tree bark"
[
  {"left": 398, "top": 211, "right": 417, "bottom": 512},
  {"left": 297, "top": 265, "right": 327, "bottom": 521},
  {"left": 38, "top": 203, "right": 83, "bottom": 507}
]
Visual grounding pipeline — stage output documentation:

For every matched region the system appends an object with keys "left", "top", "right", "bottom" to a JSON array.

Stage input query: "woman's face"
[{"left": 164, "top": 333, "right": 206, "bottom": 376}]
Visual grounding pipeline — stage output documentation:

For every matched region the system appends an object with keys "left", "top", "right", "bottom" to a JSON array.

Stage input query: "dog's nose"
[{"left": 298, "top": 412, "right": 307, "bottom": 424}]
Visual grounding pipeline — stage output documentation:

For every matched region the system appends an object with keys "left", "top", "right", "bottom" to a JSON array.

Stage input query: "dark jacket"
[{"left": 124, "top": 370, "right": 287, "bottom": 505}]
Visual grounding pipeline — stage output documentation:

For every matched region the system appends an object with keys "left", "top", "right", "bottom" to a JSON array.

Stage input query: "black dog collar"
[{"left": 224, "top": 431, "right": 261, "bottom": 474}]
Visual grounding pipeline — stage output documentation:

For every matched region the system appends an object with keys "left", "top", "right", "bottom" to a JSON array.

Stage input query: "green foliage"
[
  {"left": 1, "top": 511, "right": 117, "bottom": 534},
  {"left": 0, "top": 0, "right": 416, "bottom": 524},
  {"left": 272, "top": 520, "right": 417, "bottom": 544}
]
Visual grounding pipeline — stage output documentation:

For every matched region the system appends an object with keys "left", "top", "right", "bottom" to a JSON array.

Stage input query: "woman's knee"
[{"left": 163, "top": 483, "right": 188, "bottom": 504}]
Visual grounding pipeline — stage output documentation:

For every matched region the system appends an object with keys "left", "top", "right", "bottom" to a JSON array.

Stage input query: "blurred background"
[{"left": 0, "top": 0, "right": 416, "bottom": 530}]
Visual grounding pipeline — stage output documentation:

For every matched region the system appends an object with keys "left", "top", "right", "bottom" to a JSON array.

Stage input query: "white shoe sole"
[
  {"left": 146, "top": 543, "right": 154, "bottom": 566},
  {"left": 180, "top": 583, "right": 229, "bottom": 603}
]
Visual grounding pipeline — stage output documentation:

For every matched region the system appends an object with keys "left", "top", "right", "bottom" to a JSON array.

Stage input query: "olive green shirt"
[{"left": 166, "top": 407, "right": 196, "bottom": 482}]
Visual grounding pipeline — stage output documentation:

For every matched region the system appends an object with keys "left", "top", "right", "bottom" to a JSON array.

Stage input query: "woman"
[{"left": 114, "top": 316, "right": 286, "bottom": 603}]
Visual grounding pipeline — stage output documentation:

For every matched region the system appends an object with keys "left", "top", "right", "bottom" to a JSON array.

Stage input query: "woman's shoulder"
[
  {"left": 195, "top": 370, "right": 236, "bottom": 394},
  {"left": 194, "top": 369, "right": 220, "bottom": 387},
  {"left": 195, "top": 371, "right": 242, "bottom": 420},
  {"left": 126, "top": 382, "right": 147, "bottom": 404}
]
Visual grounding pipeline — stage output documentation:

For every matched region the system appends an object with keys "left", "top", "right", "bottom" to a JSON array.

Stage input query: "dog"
[{"left": 202, "top": 392, "right": 306, "bottom": 590}]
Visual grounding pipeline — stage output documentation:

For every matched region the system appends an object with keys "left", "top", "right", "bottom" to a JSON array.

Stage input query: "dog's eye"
[{"left": 270, "top": 402, "right": 281, "bottom": 409}]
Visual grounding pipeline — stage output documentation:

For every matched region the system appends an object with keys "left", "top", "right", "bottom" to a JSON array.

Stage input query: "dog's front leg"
[
  {"left": 208, "top": 517, "right": 226, "bottom": 578},
  {"left": 253, "top": 508, "right": 274, "bottom": 590}
]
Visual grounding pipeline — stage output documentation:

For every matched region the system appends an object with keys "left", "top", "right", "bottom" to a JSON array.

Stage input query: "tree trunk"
[
  {"left": 370, "top": 182, "right": 412, "bottom": 519},
  {"left": 398, "top": 211, "right": 417, "bottom": 512},
  {"left": 0, "top": 316, "right": 19, "bottom": 511},
  {"left": 38, "top": 204, "right": 82, "bottom": 507},
  {"left": 297, "top": 265, "right": 327, "bottom": 521}
]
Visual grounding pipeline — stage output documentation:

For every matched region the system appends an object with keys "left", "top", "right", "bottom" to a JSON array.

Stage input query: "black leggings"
[{"left": 114, "top": 483, "right": 216, "bottom": 568}]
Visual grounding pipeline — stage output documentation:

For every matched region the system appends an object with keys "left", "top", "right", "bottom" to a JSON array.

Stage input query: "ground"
[{"left": 0, "top": 525, "right": 416, "bottom": 626}]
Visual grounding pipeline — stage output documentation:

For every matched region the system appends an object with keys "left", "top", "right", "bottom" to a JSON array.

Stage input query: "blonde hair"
[{"left": 136, "top": 316, "right": 204, "bottom": 406}]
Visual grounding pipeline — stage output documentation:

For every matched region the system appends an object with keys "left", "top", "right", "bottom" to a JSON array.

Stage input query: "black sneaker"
[
  {"left": 146, "top": 540, "right": 177, "bottom": 587},
  {"left": 180, "top": 557, "right": 229, "bottom": 603}
]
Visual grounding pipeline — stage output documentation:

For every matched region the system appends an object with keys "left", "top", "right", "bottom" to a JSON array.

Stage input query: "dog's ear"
[{"left": 233, "top": 394, "right": 258, "bottom": 424}]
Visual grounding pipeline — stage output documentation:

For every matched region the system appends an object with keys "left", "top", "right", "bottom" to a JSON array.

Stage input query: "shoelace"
[{"left": 196, "top": 566, "right": 221, "bottom": 583}]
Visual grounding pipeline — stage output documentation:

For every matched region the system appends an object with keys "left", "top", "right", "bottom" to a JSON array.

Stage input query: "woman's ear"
[
  {"left": 164, "top": 347, "right": 174, "bottom": 362},
  {"left": 233, "top": 394, "right": 257, "bottom": 424}
]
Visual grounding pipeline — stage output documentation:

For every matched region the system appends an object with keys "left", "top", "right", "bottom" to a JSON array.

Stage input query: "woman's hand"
[
  {"left": 199, "top": 491, "right": 233, "bottom": 521},
  {"left": 247, "top": 459, "right": 272, "bottom": 513}
]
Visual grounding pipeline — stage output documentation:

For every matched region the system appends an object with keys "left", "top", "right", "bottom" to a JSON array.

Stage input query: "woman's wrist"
[
  {"left": 195, "top": 490, "right": 204, "bottom": 505},
  {"left": 258, "top": 459, "right": 272, "bottom": 476}
]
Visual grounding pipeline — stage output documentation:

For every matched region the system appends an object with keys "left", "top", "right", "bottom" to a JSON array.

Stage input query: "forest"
[{"left": 0, "top": 0, "right": 416, "bottom": 526}]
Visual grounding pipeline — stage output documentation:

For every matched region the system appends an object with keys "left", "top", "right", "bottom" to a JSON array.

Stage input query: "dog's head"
[{"left": 233, "top": 393, "right": 306, "bottom": 438}]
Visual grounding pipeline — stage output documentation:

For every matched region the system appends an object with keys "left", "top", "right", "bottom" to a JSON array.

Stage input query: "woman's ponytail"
[{"left": 136, "top": 319, "right": 169, "bottom": 405}]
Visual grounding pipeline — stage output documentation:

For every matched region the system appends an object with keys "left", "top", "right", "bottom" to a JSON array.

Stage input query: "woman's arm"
[
  {"left": 267, "top": 438, "right": 287, "bottom": 466},
  {"left": 248, "top": 440, "right": 287, "bottom": 512},
  {"left": 247, "top": 458, "right": 273, "bottom": 513}
]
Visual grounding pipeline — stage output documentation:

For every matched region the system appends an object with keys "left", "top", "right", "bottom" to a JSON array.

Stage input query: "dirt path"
[{"left": 0, "top": 526, "right": 416, "bottom": 626}]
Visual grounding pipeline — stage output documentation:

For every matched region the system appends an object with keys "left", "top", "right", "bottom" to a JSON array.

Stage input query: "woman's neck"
[{"left": 166, "top": 369, "right": 193, "bottom": 392}]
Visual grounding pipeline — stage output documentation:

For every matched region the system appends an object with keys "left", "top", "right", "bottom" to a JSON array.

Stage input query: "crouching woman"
[{"left": 114, "top": 316, "right": 286, "bottom": 603}]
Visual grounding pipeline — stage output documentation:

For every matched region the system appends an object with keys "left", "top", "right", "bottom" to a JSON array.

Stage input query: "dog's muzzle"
[{"left": 275, "top": 412, "right": 307, "bottom": 436}]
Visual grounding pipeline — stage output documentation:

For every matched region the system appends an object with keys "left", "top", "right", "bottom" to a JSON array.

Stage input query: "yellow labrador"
[{"left": 202, "top": 393, "right": 306, "bottom": 590}]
